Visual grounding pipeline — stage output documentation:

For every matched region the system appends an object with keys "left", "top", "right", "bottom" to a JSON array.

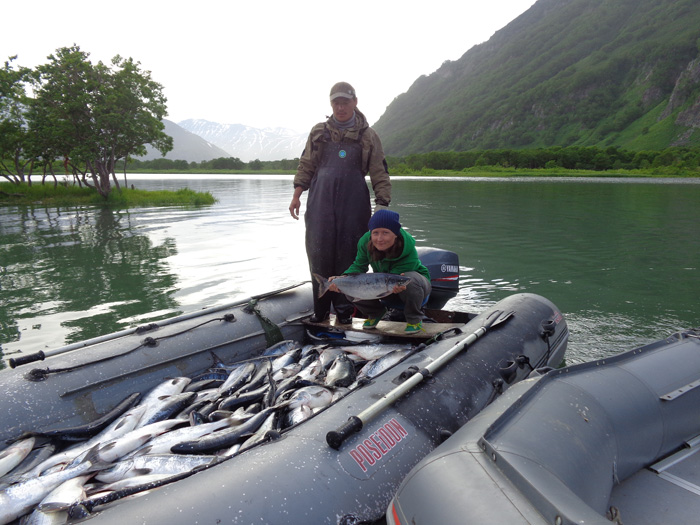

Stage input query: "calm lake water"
[{"left": 1, "top": 174, "right": 699, "bottom": 368}]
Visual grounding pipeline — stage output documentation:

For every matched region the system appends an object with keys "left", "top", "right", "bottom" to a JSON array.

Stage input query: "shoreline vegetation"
[
  {"left": 118, "top": 145, "right": 700, "bottom": 176},
  {"left": 2, "top": 166, "right": 698, "bottom": 207},
  {"left": 0, "top": 183, "right": 216, "bottom": 207},
  {"left": 123, "top": 166, "right": 700, "bottom": 177}
]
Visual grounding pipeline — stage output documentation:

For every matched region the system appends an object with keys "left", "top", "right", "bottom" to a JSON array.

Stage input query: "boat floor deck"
[
  {"left": 303, "top": 310, "right": 470, "bottom": 342},
  {"left": 609, "top": 436, "right": 700, "bottom": 524}
]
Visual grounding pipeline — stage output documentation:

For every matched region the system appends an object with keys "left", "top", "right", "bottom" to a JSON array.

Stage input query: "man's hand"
[
  {"left": 289, "top": 197, "right": 301, "bottom": 219},
  {"left": 289, "top": 186, "right": 304, "bottom": 220}
]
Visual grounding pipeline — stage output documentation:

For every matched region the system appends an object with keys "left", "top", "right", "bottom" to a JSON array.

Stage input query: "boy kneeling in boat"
[{"left": 328, "top": 210, "right": 431, "bottom": 334}]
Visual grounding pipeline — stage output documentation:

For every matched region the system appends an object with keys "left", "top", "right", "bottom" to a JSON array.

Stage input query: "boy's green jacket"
[{"left": 343, "top": 229, "right": 430, "bottom": 280}]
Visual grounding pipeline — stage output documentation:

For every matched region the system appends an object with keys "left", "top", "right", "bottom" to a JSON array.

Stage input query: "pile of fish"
[{"left": 0, "top": 337, "right": 416, "bottom": 524}]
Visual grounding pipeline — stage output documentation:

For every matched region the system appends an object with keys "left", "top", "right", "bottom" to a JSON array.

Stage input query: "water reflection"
[
  {"left": 1, "top": 205, "right": 180, "bottom": 362},
  {"left": 2, "top": 175, "right": 699, "bottom": 368}
]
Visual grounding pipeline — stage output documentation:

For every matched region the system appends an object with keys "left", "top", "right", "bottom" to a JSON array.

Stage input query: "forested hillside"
[{"left": 374, "top": 0, "right": 700, "bottom": 156}]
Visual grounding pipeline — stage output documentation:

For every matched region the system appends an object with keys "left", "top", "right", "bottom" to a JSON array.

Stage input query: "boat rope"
[
  {"left": 243, "top": 299, "right": 284, "bottom": 347},
  {"left": 424, "top": 326, "right": 463, "bottom": 346},
  {"left": 606, "top": 506, "right": 624, "bottom": 524},
  {"left": 485, "top": 378, "right": 505, "bottom": 406},
  {"left": 24, "top": 315, "right": 237, "bottom": 381}
]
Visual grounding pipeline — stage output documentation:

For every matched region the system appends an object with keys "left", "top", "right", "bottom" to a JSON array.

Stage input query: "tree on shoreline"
[
  {"left": 0, "top": 57, "right": 33, "bottom": 183},
  {"left": 1, "top": 45, "right": 173, "bottom": 197}
]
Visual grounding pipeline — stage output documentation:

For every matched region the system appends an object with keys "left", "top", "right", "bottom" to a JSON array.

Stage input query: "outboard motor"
[{"left": 416, "top": 247, "right": 459, "bottom": 309}]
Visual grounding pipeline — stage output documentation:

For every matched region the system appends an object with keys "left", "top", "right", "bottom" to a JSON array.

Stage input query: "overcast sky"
[{"left": 4, "top": 0, "right": 536, "bottom": 133}]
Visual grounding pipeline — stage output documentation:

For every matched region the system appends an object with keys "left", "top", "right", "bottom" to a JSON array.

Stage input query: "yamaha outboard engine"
[{"left": 416, "top": 247, "right": 459, "bottom": 310}]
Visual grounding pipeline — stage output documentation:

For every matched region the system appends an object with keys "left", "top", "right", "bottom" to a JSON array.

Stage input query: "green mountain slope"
[{"left": 374, "top": 0, "right": 700, "bottom": 156}]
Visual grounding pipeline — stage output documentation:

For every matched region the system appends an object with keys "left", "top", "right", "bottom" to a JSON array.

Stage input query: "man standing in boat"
[{"left": 289, "top": 81, "right": 391, "bottom": 324}]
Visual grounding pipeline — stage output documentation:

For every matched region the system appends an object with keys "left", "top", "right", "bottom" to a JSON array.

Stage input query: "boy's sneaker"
[
  {"left": 362, "top": 309, "right": 387, "bottom": 329},
  {"left": 363, "top": 317, "right": 381, "bottom": 329},
  {"left": 405, "top": 322, "right": 424, "bottom": 334}
]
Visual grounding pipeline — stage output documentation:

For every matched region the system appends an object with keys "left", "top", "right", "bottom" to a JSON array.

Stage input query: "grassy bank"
[
  {"left": 0, "top": 182, "right": 216, "bottom": 207},
  {"left": 129, "top": 169, "right": 294, "bottom": 175}
]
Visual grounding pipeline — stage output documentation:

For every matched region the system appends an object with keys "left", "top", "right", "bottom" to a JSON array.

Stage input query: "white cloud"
[{"left": 4, "top": 0, "right": 536, "bottom": 133}]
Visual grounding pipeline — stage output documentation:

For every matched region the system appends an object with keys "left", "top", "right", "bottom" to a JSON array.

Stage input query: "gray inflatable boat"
[
  {"left": 0, "top": 263, "right": 568, "bottom": 523},
  {"left": 387, "top": 327, "right": 700, "bottom": 525}
]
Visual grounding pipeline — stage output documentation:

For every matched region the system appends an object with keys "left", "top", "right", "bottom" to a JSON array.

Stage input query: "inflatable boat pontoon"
[
  {"left": 387, "top": 328, "right": 700, "bottom": 525},
  {"left": 0, "top": 249, "right": 569, "bottom": 524}
]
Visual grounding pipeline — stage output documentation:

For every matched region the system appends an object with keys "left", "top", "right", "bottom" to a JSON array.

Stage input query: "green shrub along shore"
[
  {"left": 122, "top": 145, "right": 700, "bottom": 174},
  {"left": 0, "top": 182, "right": 216, "bottom": 207}
]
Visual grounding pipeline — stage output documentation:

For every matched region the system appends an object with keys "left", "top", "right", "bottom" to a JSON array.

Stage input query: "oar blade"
[{"left": 490, "top": 310, "right": 515, "bottom": 328}]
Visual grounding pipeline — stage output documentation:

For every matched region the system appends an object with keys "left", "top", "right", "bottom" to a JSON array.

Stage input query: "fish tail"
[
  {"left": 82, "top": 444, "right": 114, "bottom": 472},
  {"left": 312, "top": 273, "right": 330, "bottom": 298}
]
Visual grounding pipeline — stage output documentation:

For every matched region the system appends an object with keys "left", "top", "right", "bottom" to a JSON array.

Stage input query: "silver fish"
[
  {"left": 297, "top": 359, "right": 324, "bottom": 382},
  {"left": 271, "top": 348, "right": 301, "bottom": 374},
  {"left": 298, "top": 349, "right": 320, "bottom": 369},
  {"left": 98, "top": 473, "right": 173, "bottom": 492},
  {"left": 0, "top": 437, "right": 35, "bottom": 478},
  {"left": 140, "top": 392, "right": 197, "bottom": 426},
  {"left": 313, "top": 272, "right": 411, "bottom": 301},
  {"left": 0, "top": 443, "right": 57, "bottom": 490},
  {"left": 137, "top": 377, "right": 191, "bottom": 426},
  {"left": 356, "top": 347, "right": 416, "bottom": 381},
  {"left": 239, "top": 412, "right": 279, "bottom": 451},
  {"left": 37, "top": 474, "right": 91, "bottom": 512},
  {"left": 171, "top": 407, "right": 275, "bottom": 455},
  {"left": 318, "top": 347, "right": 345, "bottom": 369},
  {"left": 95, "top": 454, "right": 216, "bottom": 483},
  {"left": 19, "top": 405, "right": 147, "bottom": 480},
  {"left": 96, "top": 419, "right": 184, "bottom": 463},
  {"left": 286, "top": 386, "right": 333, "bottom": 410},
  {"left": 129, "top": 453, "right": 217, "bottom": 475},
  {"left": 284, "top": 405, "right": 313, "bottom": 427},
  {"left": 0, "top": 446, "right": 104, "bottom": 525},
  {"left": 216, "top": 361, "right": 256, "bottom": 397},
  {"left": 300, "top": 344, "right": 317, "bottom": 357},
  {"left": 272, "top": 363, "right": 302, "bottom": 382},
  {"left": 262, "top": 340, "right": 300, "bottom": 356},
  {"left": 127, "top": 416, "right": 238, "bottom": 457},
  {"left": 19, "top": 507, "right": 67, "bottom": 525},
  {"left": 219, "top": 443, "right": 242, "bottom": 458},
  {"left": 324, "top": 353, "right": 356, "bottom": 388},
  {"left": 344, "top": 343, "right": 413, "bottom": 362},
  {"left": 188, "top": 388, "right": 222, "bottom": 407}
]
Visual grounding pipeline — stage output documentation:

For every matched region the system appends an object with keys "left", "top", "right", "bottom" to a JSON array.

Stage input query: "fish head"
[{"left": 388, "top": 274, "right": 412, "bottom": 287}]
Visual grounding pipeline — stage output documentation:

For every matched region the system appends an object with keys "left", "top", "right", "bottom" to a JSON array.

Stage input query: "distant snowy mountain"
[
  {"left": 138, "top": 119, "right": 231, "bottom": 162},
  {"left": 178, "top": 119, "right": 307, "bottom": 162}
]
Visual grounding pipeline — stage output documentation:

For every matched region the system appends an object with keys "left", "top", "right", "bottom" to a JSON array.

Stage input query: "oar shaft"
[
  {"left": 424, "top": 327, "right": 485, "bottom": 374},
  {"left": 326, "top": 311, "right": 512, "bottom": 450},
  {"left": 355, "top": 327, "right": 486, "bottom": 423},
  {"left": 356, "top": 374, "right": 425, "bottom": 423}
]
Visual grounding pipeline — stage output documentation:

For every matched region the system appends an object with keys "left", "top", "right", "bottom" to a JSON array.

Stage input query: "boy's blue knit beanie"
[{"left": 368, "top": 209, "right": 401, "bottom": 236}]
